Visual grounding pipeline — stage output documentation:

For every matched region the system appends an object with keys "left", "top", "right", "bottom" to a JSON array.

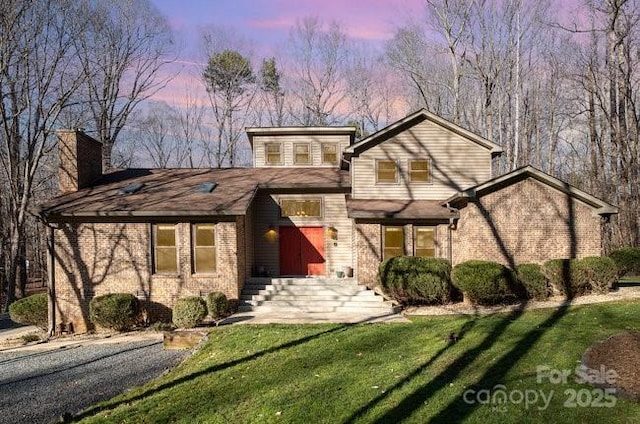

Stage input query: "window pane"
[
  {"left": 266, "top": 143, "right": 281, "bottom": 164},
  {"left": 193, "top": 224, "right": 216, "bottom": 273},
  {"left": 377, "top": 161, "right": 397, "bottom": 182},
  {"left": 415, "top": 227, "right": 435, "bottom": 257},
  {"left": 195, "top": 247, "right": 216, "bottom": 273},
  {"left": 384, "top": 226, "right": 404, "bottom": 260},
  {"left": 322, "top": 143, "right": 338, "bottom": 163},
  {"left": 281, "top": 199, "right": 322, "bottom": 217},
  {"left": 294, "top": 144, "right": 310, "bottom": 164},
  {"left": 410, "top": 160, "right": 430, "bottom": 182},
  {"left": 156, "top": 224, "right": 175, "bottom": 247},
  {"left": 195, "top": 224, "right": 215, "bottom": 246},
  {"left": 156, "top": 247, "right": 177, "bottom": 273}
]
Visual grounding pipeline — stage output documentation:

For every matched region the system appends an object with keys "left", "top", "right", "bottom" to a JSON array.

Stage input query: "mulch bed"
[{"left": 582, "top": 332, "right": 640, "bottom": 402}]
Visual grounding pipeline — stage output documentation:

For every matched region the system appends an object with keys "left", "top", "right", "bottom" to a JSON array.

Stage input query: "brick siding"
[
  {"left": 452, "top": 178, "right": 603, "bottom": 266},
  {"left": 355, "top": 223, "right": 382, "bottom": 286},
  {"left": 53, "top": 221, "right": 240, "bottom": 333}
]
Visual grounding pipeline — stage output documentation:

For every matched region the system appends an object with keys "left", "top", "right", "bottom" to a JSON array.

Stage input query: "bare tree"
[
  {"left": 345, "top": 45, "right": 401, "bottom": 136},
  {"left": 0, "top": 0, "right": 87, "bottom": 308},
  {"left": 286, "top": 17, "right": 351, "bottom": 125},
  {"left": 73, "top": 0, "right": 175, "bottom": 171}
]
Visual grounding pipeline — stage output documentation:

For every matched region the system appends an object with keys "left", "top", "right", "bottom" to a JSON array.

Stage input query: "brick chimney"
[{"left": 57, "top": 129, "right": 103, "bottom": 194}]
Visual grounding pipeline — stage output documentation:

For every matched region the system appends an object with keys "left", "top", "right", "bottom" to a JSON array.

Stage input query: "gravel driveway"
[{"left": 0, "top": 338, "right": 187, "bottom": 424}]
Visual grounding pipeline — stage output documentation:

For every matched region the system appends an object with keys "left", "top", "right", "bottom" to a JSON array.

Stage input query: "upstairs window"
[
  {"left": 192, "top": 224, "right": 216, "bottom": 273},
  {"left": 376, "top": 160, "right": 398, "bottom": 183},
  {"left": 322, "top": 143, "right": 338, "bottom": 164},
  {"left": 280, "top": 198, "right": 322, "bottom": 217},
  {"left": 294, "top": 143, "right": 310, "bottom": 165},
  {"left": 383, "top": 226, "right": 404, "bottom": 260},
  {"left": 410, "top": 160, "right": 431, "bottom": 183},
  {"left": 153, "top": 224, "right": 177, "bottom": 273},
  {"left": 414, "top": 227, "right": 435, "bottom": 257},
  {"left": 266, "top": 143, "right": 282, "bottom": 165}
]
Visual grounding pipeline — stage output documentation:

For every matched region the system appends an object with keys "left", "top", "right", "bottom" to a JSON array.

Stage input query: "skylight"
[
  {"left": 119, "top": 182, "right": 145, "bottom": 194},
  {"left": 196, "top": 182, "right": 218, "bottom": 193}
]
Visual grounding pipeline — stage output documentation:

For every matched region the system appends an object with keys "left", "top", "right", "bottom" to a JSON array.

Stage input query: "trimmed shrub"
[
  {"left": 89, "top": 293, "right": 140, "bottom": 332},
  {"left": 544, "top": 257, "right": 617, "bottom": 297},
  {"left": 206, "top": 292, "right": 229, "bottom": 319},
  {"left": 577, "top": 256, "right": 617, "bottom": 294},
  {"left": 9, "top": 293, "right": 48, "bottom": 331},
  {"left": 609, "top": 247, "right": 640, "bottom": 276},
  {"left": 451, "top": 260, "right": 522, "bottom": 305},
  {"left": 516, "top": 263, "right": 550, "bottom": 300},
  {"left": 172, "top": 297, "right": 207, "bottom": 328},
  {"left": 378, "top": 256, "right": 456, "bottom": 305},
  {"left": 543, "top": 259, "right": 585, "bottom": 297}
]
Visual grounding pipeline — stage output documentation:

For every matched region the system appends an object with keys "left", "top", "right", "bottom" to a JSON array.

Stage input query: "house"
[{"left": 38, "top": 109, "right": 618, "bottom": 332}]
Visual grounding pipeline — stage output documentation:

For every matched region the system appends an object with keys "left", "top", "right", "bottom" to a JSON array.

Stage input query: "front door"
[{"left": 279, "top": 227, "right": 325, "bottom": 275}]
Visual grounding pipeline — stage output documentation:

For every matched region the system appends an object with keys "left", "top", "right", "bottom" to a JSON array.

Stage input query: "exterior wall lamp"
[
  {"left": 265, "top": 224, "right": 278, "bottom": 242},
  {"left": 327, "top": 225, "right": 338, "bottom": 240}
]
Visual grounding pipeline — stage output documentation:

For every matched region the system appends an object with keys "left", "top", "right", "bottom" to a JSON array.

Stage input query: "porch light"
[
  {"left": 265, "top": 224, "right": 278, "bottom": 243},
  {"left": 327, "top": 225, "right": 338, "bottom": 240}
]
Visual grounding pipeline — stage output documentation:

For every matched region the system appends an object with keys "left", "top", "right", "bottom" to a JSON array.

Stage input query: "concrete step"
[
  {"left": 241, "top": 286, "right": 374, "bottom": 296},
  {"left": 240, "top": 299, "right": 393, "bottom": 308},
  {"left": 237, "top": 304, "right": 399, "bottom": 314},
  {"left": 245, "top": 277, "right": 357, "bottom": 286},
  {"left": 239, "top": 277, "right": 397, "bottom": 315},
  {"left": 240, "top": 292, "right": 381, "bottom": 302}
]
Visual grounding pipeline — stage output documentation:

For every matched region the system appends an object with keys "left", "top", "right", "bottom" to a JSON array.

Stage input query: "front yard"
[{"left": 77, "top": 301, "right": 640, "bottom": 423}]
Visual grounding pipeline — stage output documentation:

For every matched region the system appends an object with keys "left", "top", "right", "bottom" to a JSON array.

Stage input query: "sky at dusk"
[
  {"left": 152, "top": 0, "right": 424, "bottom": 56},
  {"left": 149, "top": 0, "right": 584, "bottom": 105},
  {"left": 149, "top": 0, "right": 425, "bottom": 104}
]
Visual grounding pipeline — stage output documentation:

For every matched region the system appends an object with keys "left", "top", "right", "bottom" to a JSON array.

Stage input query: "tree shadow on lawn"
[
  {"left": 72, "top": 323, "right": 356, "bottom": 421},
  {"left": 342, "top": 317, "right": 479, "bottom": 424},
  {"left": 349, "top": 303, "right": 572, "bottom": 424}
]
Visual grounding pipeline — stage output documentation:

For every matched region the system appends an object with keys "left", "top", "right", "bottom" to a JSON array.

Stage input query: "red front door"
[{"left": 279, "top": 227, "right": 325, "bottom": 275}]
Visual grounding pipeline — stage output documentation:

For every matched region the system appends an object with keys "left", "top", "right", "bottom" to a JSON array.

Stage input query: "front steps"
[{"left": 238, "top": 277, "right": 399, "bottom": 315}]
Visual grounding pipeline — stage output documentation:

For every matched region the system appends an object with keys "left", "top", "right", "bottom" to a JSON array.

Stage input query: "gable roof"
[
  {"left": 38, "top": 167, "right": 350, "bottom": 220},
  {"left": 344, "top": 109, "right": 503, "bottom": 157},
  {"left": 444, "top": 165, "right": 618, "bottom": 216}
]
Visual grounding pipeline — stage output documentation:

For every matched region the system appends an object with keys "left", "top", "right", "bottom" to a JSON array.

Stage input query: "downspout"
[
  {"left": 445, "top": 202, "right": 459, "bottom": 264},
  {"left": 46, "top": 224, "right": 56, "bottom": 339}
]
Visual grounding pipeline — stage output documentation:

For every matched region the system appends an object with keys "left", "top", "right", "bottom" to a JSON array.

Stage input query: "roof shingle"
[{"left": 39, "top": 167, "right": 350, "bottom": 219}]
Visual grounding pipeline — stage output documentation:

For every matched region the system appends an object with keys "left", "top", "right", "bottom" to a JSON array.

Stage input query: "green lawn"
[{"left": 77, "top": 301, "right": 640, "bottom": 423}]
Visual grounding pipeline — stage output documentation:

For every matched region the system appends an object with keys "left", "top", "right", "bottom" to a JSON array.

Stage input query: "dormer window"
[
  {"left": 266, "top": 143, "right": 282, "bottom": 165},
  {"left": 322, "top": 143, "right": 338, "bottom": 164},
  {"left": 376, "top": 160, "right": 398, "bottom": 183},
  {"left": 294, "top": 143, "right": 310, "bottom": 165}
]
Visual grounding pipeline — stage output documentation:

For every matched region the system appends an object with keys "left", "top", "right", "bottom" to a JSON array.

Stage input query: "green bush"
[
  {"left": 89, "top": 293, "right": 140, "bottom": 332},
  {"left": 378, "top": 256, "right": 456, "bottom": 305},
  {"left": 9, "top": 293, "right": 48, "bottom": 331},
  {"left": 577, "top": 256, "right": 617, "bottom": 294},
  {"left": 206, "top": 292, "right": 230, "bottom": 319},
  {"left": 451, "top": 260, "right": 522, "bottom": 305},
  {"left": 515, "top": 263, "right": 550, "bottom": 300},
  {"left": 543, "top": 257, "right": 617, "bottom": 297},
  {"left": 172, "top": 297, "right": 207, "bottom": 328},
  {"left": 609, "top": 247, "right": 640, "bottom": 276},
  {"left": 543, "top": 259, "right": 585, "bottom": 297}
]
